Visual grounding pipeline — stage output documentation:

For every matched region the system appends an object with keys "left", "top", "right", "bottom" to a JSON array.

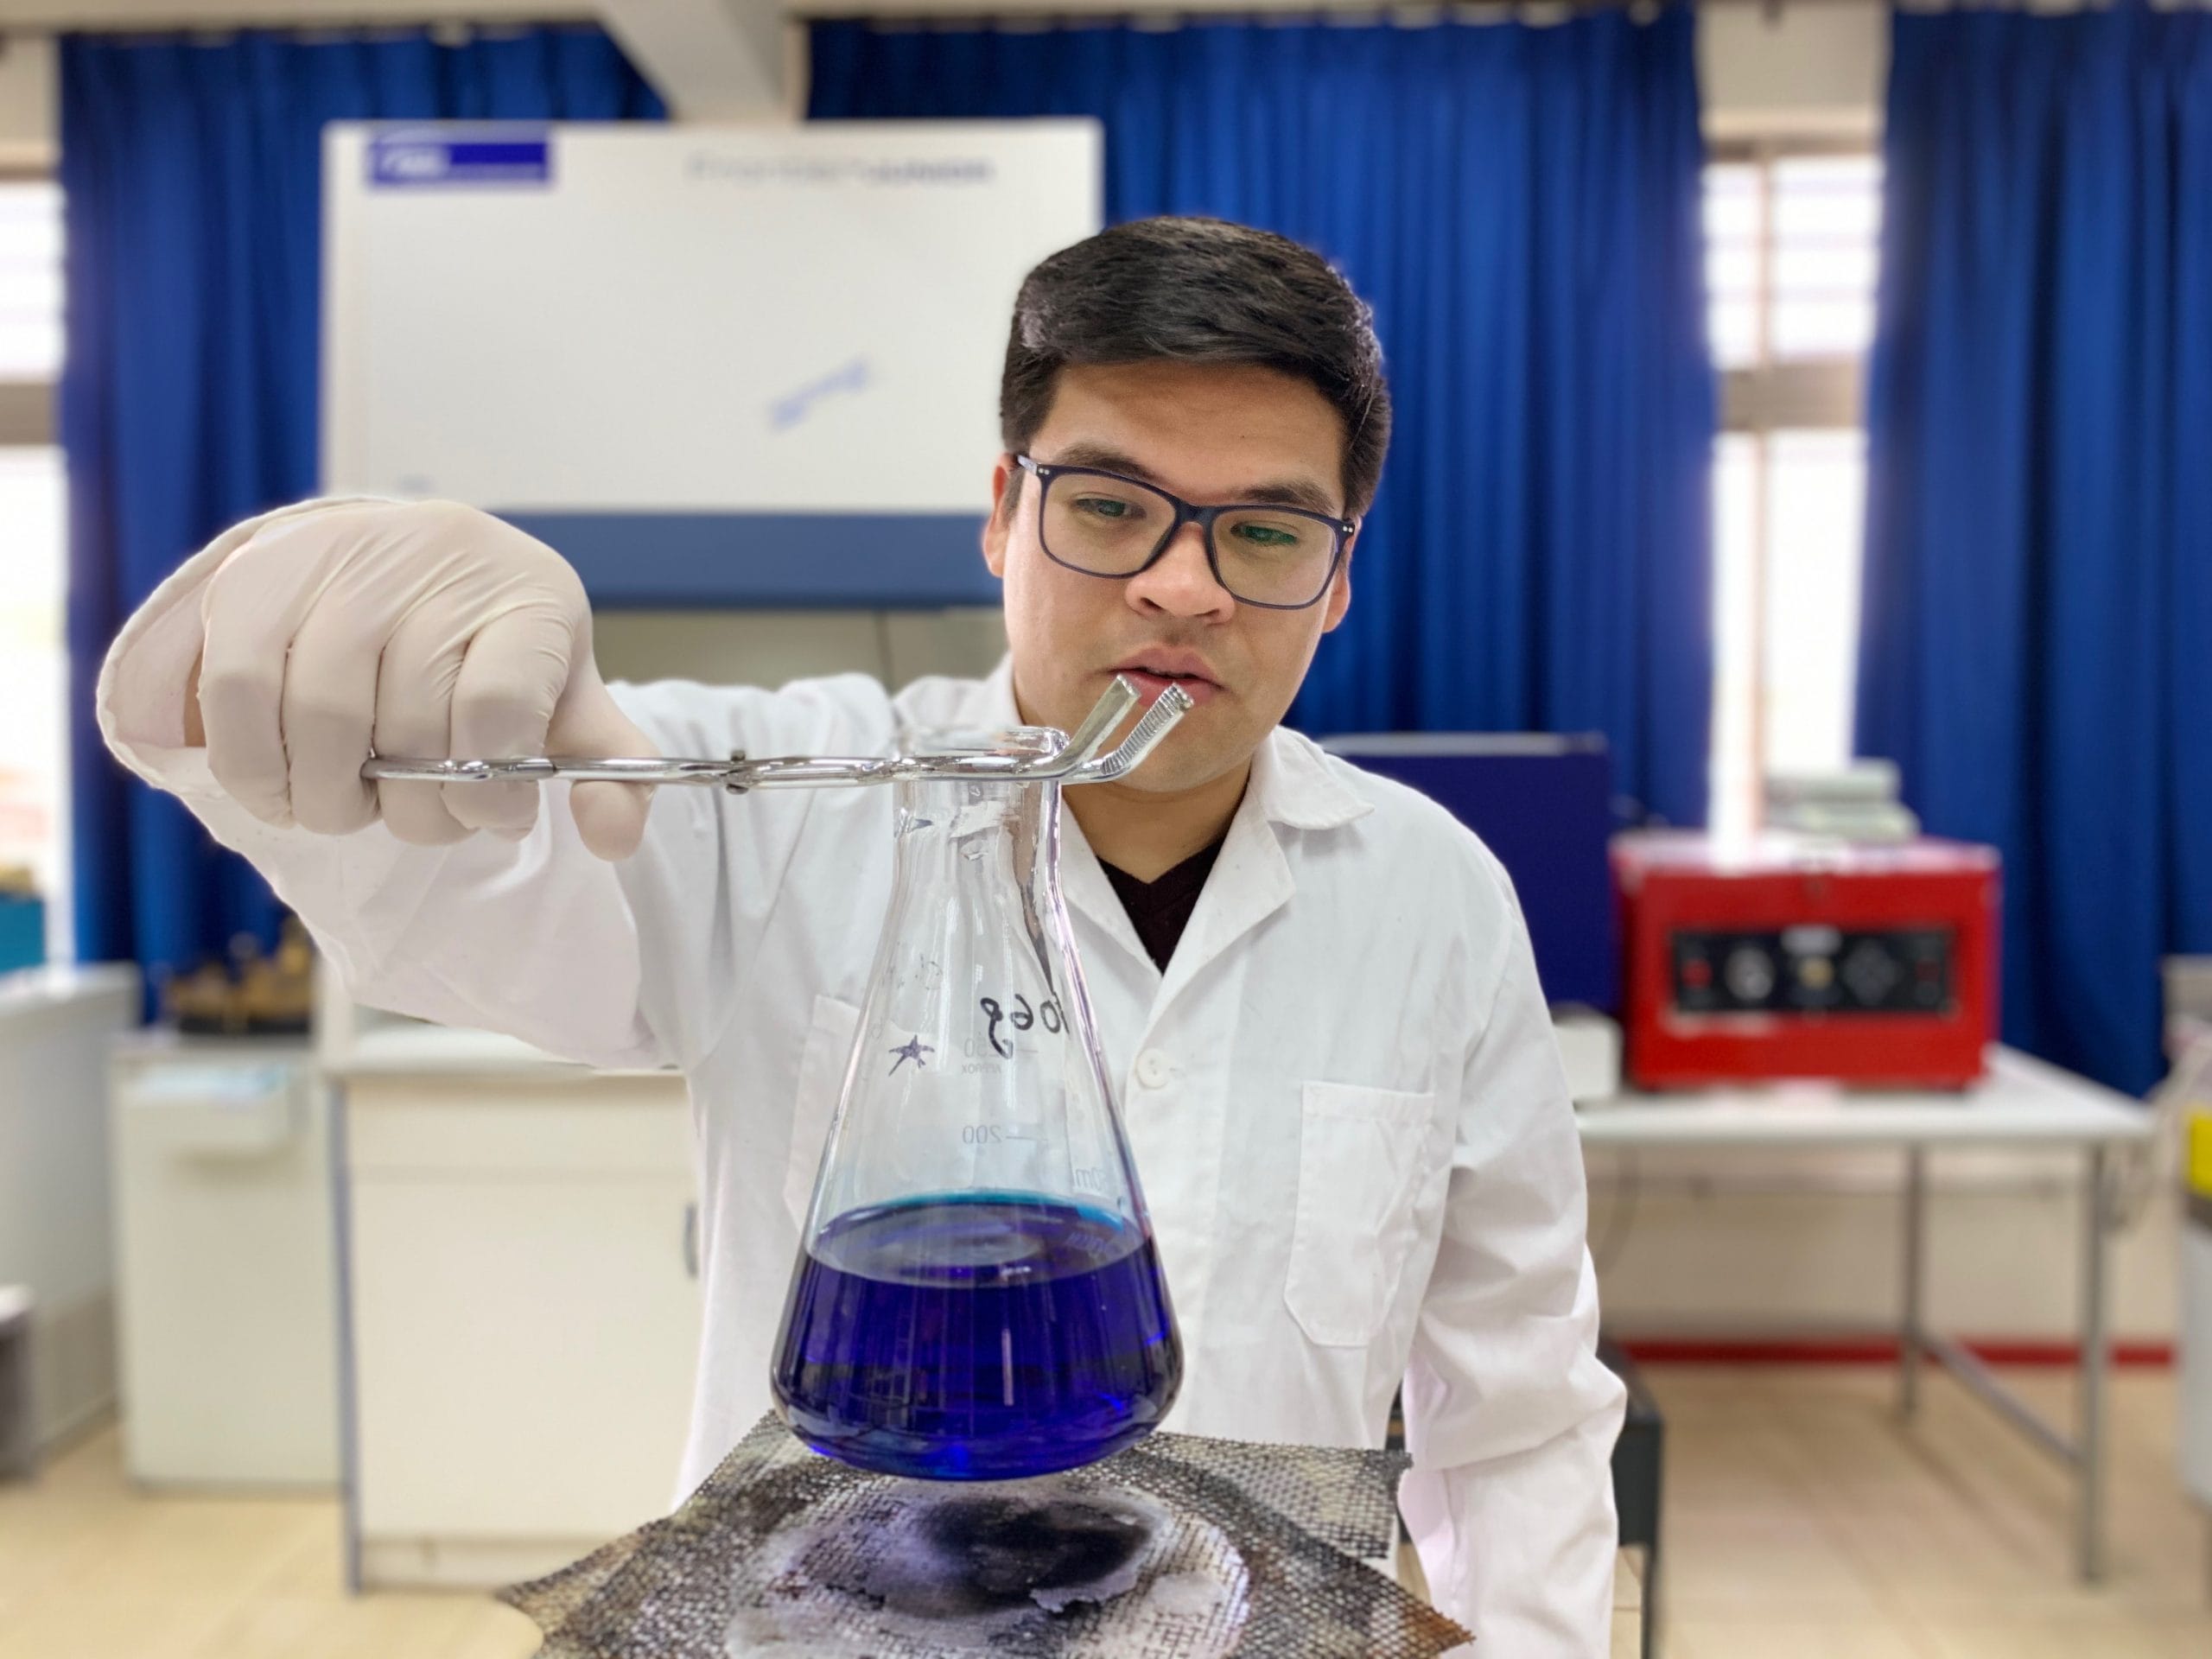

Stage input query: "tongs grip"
[{"left": 358, "top": 677, "right": 1192, "bottom": 793}]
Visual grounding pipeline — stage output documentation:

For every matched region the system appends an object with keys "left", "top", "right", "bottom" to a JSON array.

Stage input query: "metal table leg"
[
  {"left": 1901, "top": 1147, "right": 1927, "bottom": 1420},
  {"left": 2077, "top": 1145, "right": 2111, "bottom": 1583},
  {"left": 1910, "top": 1139, "right": 2120, "bottom": 1586}
]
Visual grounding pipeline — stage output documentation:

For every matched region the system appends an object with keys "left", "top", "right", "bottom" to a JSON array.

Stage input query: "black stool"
[{"left": 1601, "top": 1337, "right": 1664, "bottom": 1659}]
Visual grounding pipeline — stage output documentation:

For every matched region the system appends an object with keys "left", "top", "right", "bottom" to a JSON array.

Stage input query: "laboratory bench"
[{"left": 1578, "top": 1045, "right": 2157, "bottom": 1585}]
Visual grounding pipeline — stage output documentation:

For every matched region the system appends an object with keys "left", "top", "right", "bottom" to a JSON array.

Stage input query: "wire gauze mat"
[{"left": 499, "top": 1413, "right": 1474, "bottom": 1658}]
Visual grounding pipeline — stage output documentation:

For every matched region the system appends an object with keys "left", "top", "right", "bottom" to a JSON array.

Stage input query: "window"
[
  {"left": 1704, "top": 146, "right": 1880, "bottom": 837},
  {"left": 0, "top": 178, "right": 66, "bottom": 961},
  {"left": 0, "top": 181, "right": 61, "bottom": 378}
]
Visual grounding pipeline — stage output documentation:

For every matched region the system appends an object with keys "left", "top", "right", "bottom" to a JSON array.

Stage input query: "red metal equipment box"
[{"left": 1611, "top": 830, "right": 2001, "bottom": 1091}]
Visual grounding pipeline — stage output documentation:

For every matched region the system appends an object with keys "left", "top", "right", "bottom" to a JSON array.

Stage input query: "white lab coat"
[{"left": 99, "top": 505, "right": 1626, "bottom": 1655}]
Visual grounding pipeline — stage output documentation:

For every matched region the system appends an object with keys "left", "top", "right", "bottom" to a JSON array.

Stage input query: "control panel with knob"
[{"left": 1672, "top": 928, "right": 1954, "bottom": 1016}]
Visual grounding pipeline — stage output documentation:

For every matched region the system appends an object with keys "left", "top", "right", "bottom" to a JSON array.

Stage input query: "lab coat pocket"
[
  {"left": 1284, "top": 1082, "right": 1436, "bottom": 1348},
  {"left": 784, "top": 995, "right": 862, "bottom": 1228}
]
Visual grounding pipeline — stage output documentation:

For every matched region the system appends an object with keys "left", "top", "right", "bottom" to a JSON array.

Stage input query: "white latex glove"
[{"left": 189, "top": 499, "right": 655, "bottom": 860}]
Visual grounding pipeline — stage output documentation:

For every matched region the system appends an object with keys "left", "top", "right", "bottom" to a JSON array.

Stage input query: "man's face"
[{"left": 982, "top": 360, "right": 1356, "bottom": 794}]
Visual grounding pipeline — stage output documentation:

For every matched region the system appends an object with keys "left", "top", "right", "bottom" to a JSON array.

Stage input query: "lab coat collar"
[{"left": 1251, "top": 721, "right": 1374, "bottom": 834}]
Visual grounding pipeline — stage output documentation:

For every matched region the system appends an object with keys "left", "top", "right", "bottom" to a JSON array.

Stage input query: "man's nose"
[{"left": 1124, "top": 523, "right": 1234, "bottom": 620}]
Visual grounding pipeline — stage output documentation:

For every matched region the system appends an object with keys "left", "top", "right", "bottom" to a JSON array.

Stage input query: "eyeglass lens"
[{"left": 1041, "top": 473, "right": 1337, "bottom": 607}]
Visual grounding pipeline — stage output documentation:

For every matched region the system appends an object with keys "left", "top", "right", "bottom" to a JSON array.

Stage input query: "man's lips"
[{"left": 1109, "top": 656, "right": 1223, "bottom": 706}]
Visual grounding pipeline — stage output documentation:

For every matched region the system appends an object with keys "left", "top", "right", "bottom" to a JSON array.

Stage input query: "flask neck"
[{"left": 889, "top": 774, "right": 1064, "bottom": 897}]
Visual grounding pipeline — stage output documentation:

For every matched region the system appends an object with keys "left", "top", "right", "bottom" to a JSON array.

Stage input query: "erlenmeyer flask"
[{"left": 770, "top": 724, "right": 1182, "bottom": 1481}]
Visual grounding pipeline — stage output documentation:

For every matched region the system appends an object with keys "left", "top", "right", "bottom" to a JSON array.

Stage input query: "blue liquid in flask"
[{"left": 770, "top": 1191, "right": 1181, "bottom": 1480}]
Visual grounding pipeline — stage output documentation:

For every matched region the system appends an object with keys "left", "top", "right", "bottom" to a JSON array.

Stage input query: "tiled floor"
[
  {"left": 1649, "top": 1365, "right": 2211, "bottom": 1658},
  {"left": 0, "top": 1440, "right": 537, "bottom": 1659},
  {"left": 0, "top": 1365, "right": 2203, "bottom": 1656}
]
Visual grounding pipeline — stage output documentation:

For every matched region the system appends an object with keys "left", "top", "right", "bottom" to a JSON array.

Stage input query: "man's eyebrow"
[{"left": 1043, "top": 442, "right": 1344, "bottom": 518}]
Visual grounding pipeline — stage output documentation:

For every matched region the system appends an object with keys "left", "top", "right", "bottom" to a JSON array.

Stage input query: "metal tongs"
[{"left": 359, "top": 675, "right": 1194, "bottom": 794}]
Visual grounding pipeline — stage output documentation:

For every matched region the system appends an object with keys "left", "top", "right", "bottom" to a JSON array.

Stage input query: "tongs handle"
[{"left": 358, "top": 677, "right": 1192, "bottom": 793}]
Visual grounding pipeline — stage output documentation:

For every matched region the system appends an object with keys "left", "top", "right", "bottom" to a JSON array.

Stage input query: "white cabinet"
[
  {"left": 341, "top": 1048, "right": 698, "bottom": 1588},
  {"left": 111, "top": 1038, "right": 339, "bottom": 1486},
  {"left": 0, "top": 966, "right": 139, "bottom": 1452}
]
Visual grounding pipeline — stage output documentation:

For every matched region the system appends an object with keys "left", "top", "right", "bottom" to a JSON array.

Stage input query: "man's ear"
[
  {"left": 1320, "top": 531, "right": 1355, "bottom": 633},
  {"left": 982, "top": 454, "right": 1016, "bottom": 578}
]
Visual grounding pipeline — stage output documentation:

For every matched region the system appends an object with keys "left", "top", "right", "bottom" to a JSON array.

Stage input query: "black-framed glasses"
[{"left": 1015, "top": 454, "right": 1356, "bottom": 611}]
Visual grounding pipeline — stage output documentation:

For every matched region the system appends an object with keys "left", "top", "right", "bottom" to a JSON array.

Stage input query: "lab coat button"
[{"left": 1135, "top": 1050, "right": 1174, "bottom": 1090}]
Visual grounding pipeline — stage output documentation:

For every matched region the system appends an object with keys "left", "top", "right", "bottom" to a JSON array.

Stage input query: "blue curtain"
[
  {"left": 61, "top": 29, "right": 664, "bottom": 994},
  {"left": 1859, "top": 6, "right": 2212, "bottom": 1095},
  {"left": 811, "top": 12, "right": 1715, "bottom": 827}
]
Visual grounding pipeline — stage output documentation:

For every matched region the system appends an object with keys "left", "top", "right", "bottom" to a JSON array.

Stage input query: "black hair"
[{"left": 1000, "top": 216, "right": 1391, "bottom": 517}]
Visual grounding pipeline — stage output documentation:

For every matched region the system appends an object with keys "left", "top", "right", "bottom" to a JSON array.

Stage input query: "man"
[{"left": 99, "top": 216, "right": 1624, "bottom": 1651}]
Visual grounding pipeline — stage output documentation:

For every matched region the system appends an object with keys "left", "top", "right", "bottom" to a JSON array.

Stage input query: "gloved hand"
[{"left": 188, "top": 499, "right": 655, "bottom": 860}]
